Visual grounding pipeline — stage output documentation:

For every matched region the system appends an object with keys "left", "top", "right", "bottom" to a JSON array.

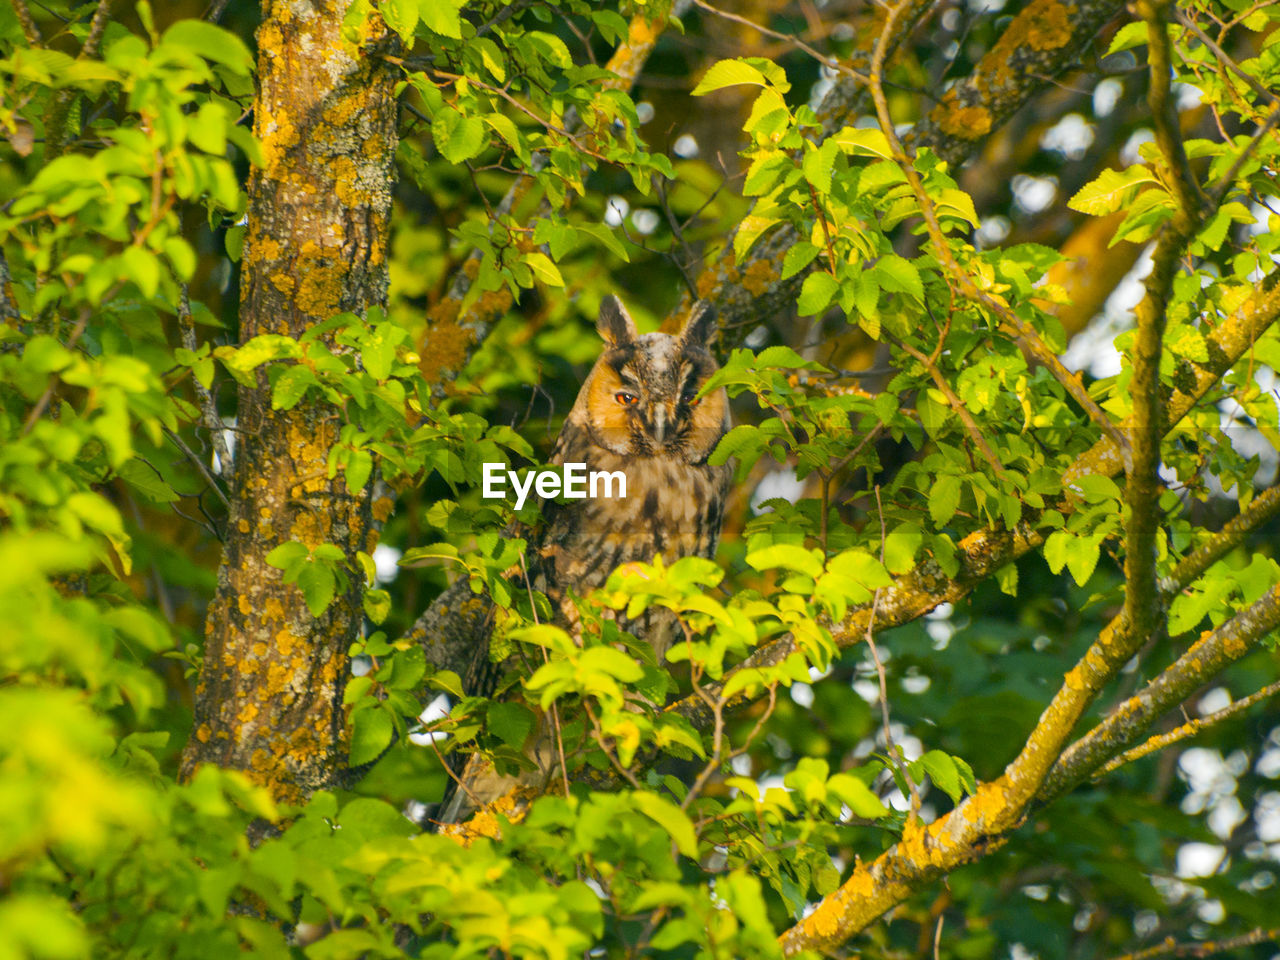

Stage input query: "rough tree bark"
[{"left": 180, "top": 0, "right": 398, "bottom": 804}]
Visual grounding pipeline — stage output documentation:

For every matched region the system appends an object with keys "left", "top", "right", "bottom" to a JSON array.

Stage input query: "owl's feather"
[{"left": 439, "top": 296, "right": 731, "bottom": 827}]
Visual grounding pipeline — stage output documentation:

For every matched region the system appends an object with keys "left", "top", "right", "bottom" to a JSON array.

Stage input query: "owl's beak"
[{"left": 650, "top": 404, "right": 670, "bottom": 445}]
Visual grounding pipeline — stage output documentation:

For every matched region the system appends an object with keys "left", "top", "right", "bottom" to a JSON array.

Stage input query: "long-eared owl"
[
  {"left": 440, "top": 296, "right": 731, "bottom": 826},
  {"left": 532, "top": 294, "right": 732, "bottom": 659}
]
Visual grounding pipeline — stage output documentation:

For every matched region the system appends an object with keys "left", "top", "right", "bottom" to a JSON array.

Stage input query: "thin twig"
[
  {"left": 1106, "top": 926, "right": 1280, "bottom": 960},
  {"left": 519, "top": 552, "right": 572, "bottom": 802},
  {"left": 1174, "top": 8, "right": 1280, "bottom": 107},
  {"left": 178, "top": 285, "right": 233, "bottom": 477},
  {"left": 22, "top": 308, "right": 89, "bottom": 434},
  {"left": 13, "top": 0, "right": 43, "bottom": 45},
  {"left": 690, "top": 0, "right": 869, "bottom": 83},
  {"left": 163, "top": 427, "right": 232, "bottom": 510},
  {"left": 867, "top": 0, "right": 1128, "bottom": 456},
  {"left": 867, "top": 485, "right": 920, "bottom": 821},
  {"left": 1096, "top": 679, "right": 1280, "bottom": 776}
]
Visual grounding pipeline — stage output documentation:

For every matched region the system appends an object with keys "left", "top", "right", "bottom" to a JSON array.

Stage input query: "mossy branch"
[
  {"left": 1040, "top": 584, "right": 1280, "bottom": 803},
  {"left": 1094, "top": 678, "right": 1280, "bottom": 778}
]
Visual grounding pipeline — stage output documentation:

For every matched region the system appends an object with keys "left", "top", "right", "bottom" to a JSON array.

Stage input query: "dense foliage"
[{"left": 2, "top": 0, "right": 1280, "bottom": 956}]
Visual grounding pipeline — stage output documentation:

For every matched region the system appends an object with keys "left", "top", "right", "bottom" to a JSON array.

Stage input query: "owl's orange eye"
[{"left": 615, "top": 391, "right": 639, "bottom": 406}]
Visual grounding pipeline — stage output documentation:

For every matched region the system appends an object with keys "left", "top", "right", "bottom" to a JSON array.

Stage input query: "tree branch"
[
  {"left": 1039, "top": 583, "right": 1280, "bottom": 803},
  {"left": 415, "top": 1, "right": 691, "bottom": 390},
  {"left": 1106, "top": 926, "right": 1280, "bottom": 960},
  {"left": 1095, "top": 678, "right": 1280, "bottom": 778},
  {"left": 772, "top": 277, "right": 1280, "bottom": 956}
]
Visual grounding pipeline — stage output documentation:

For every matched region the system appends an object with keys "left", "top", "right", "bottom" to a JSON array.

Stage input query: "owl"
[
  {"left": 438, "top": 295, "right": 732, "bottom": 826},
  {"left": 532, "top": 294, "right": 732, "bottom": 659}
]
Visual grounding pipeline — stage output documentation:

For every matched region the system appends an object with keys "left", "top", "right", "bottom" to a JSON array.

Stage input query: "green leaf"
[
  {"left": 266, "top": 542, "right": 308, "bottom": 573},
  {"left": 917, "top": 391, "right": 948, "bottom": 438},
  {"left": 746, "top": 544, "right": 824, "bottom": 578},
  {"left": 692, "top": 59, "right": 769, "bottom": 95},
  {"left": 929, "top": 475, "right": 962, "bottom": 526},
  {"left": 802, "top": 139, "right": 837, "bottom": 193},
  {"left": 830, "top": 126, "right": 892, "bottom": 159},
  {"left": 523, "top": 251, "right": 564, "bottom": 287},
  {"left": 349, "top": 706, "right": 394, "bottom": 766},
  {"left": 432, "top": 108, "right": 486, "bottom": 164},
  {"left": 361, "top": 324, "right": 399, "bottom": 381},
  {"left": 471, "top": 36, "right": 507, "bottom": 82},
  {"left": 755, "top": 345, "right": 820, "bottom": 369},
  {"left": 581, "top": 645, "right": 644, "bottom": 683},
  {"left": 827, "top": 773, "right": 890, "bottom": 819},
  {"left": 1067, "top": 166, "right": 1159, "bottom": 216},
  {"left": 162, "top": 20, "right": 253, "bottom": 74},
  {"left": 797, "top": 271, "right": 838, "bottom": 316},
  {"left": 429, "top": 670, "right": 465, "bottom": 698},
  {"left": 872, "top": 255, "right": 922, "bottom": 300},
  {"left": 118, "top": 458, "right": 180, "bottom": 503},
  {"left": 344, "top": 447, "right": 372, "bottom": 494},
  {"left": 527, "top": 31, "right": 573, "bottom": 68},
  {"left": 633, "top": 792, "right": 699, "bottom": 858},
  {"left": 297, "top": 560, "right": 337, "bottom": 616},
  {"left": 1107, "top": 20, "right": 1148, "bottom": 54},
  {"left": 381, "top": 0, "right": 419, "bottom": 41},
  {"left": 420, "top": 0, "right": 464, "bottom": 38},
  {"left": 781, "top": 241, "right": 821, "bottom": 281},
  {"left": 487, "top": 701, "right": 534, "bottom": 749},
  {"left": 122, "top": 246, "right": 160, "bottom": 298},
  {"left": 272, "top": 365, "right": 315, "bottom": 410},
  {"left": 917, "top": 750, "right": 963, "bottom": 803}
]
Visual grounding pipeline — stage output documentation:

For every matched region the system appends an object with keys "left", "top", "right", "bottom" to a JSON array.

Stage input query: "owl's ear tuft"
[
  {"left": 679, "top": 301, "right": 718, "bottom": 348},
  {"left": 597, "top": 295, "right": 638, "bottom": 345}
]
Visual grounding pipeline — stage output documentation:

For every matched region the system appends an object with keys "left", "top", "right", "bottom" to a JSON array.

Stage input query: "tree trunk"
[{"left": 180, "top": 0, "right": 397, "bottom": 805}]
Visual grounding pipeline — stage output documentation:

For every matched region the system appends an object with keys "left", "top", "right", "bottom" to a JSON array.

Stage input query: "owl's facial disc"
[{"left": 581, "top": 313, "right": 727, "bottom": 460}]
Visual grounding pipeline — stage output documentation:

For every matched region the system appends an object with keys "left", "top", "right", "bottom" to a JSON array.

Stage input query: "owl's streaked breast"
[{"left": 528, "top": 295, "right": 732, "bottom": 658}]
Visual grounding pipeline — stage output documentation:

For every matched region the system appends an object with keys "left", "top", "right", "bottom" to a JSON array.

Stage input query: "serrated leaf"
[
  {"left": 929, "top": 475, "right": 962, "bottom": 526},
  {"left": 420, "top": 0, "right": 464, "bottom": 38},
  {"left": 1065, "top": 533, "right": 1102, "bottom": 586},
  {"left": 487, "top": 701, "right": 534, "bottom": 749},
  {"left": 1107, "top": 20, "right": 1148, "bottom": 54},
  {"left": 349, "top": 707, "right": 394, "bottom": 766},
  {"left": 802, "top": 139, "right": 837, "bottom": 193},
  {"left": 1068, "top": 166, "right": 1159, "bottom": 216},
  {"left": 380, "top": 0, "right": 419, "bottom": 41},
  {"left": 732, "top": 213, "right": 782, "bottom": 259},
  {"left": 692, "top": 59, "right": 769, "bottom": 95},
  {"left": 781, "top": 242, "right": 821, "bottom": 281},
  {"left": 432, "top": 108, "right": 486, "bottom": 164},
  {"left": 872, "top": 254, "right": 922, "bottom": 300},
  {"left": 830, "top": 126, "right": 892, "bottom": 158},
  {"left": 797, "top": 270, "right": 838, "bottom": 316}
]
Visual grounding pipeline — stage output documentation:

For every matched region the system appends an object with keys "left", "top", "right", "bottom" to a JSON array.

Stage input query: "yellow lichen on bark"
[
  {"left": 180, "top": 0, "right": 396, "bottom": 803},
  {"left": 933, "top": 101, "right": 993, "bottom": 139},
  {"left": 742, "top": 258, "right": 779, "bottom": 296}
]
